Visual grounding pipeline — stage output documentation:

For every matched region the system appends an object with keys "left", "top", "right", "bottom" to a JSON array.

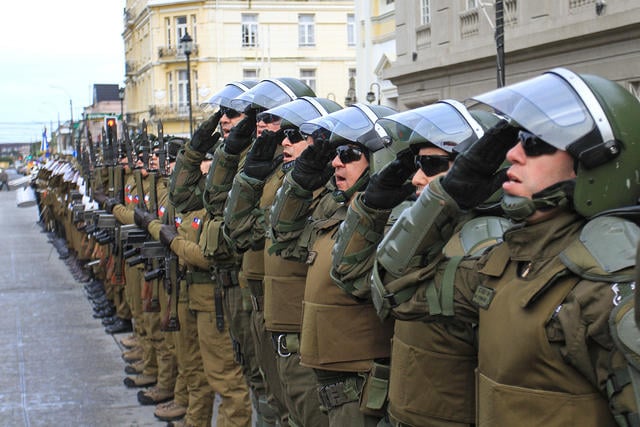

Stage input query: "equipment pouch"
[{"left": 359, "top": 362, "right": 390, "bottom": 416}]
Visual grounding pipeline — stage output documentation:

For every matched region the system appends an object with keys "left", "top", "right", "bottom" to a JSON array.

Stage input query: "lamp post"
[
  {"left": 118, "top": 86, "right": 125, "bottom": 121},
  {"left": 366, "top": 82, "right": 381, "bottom": 105},
  {"left": 180, "top": 32, "right": 194, "bottom": 138}
]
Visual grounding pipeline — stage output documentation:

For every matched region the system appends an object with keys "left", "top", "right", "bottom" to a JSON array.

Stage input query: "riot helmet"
[
  {"left": 201, "top": 80, "right": 258, "bottom": 116},
  {"left": 468, "top": 67, "right": 640, "bottom": 218},
  {"left": 231, "top": 78, "right": 315, "bottom": 113},
  {"left": 264, "top": 96, "right": 343, "bottom": 129},
  {"left": 373, "top": 99, "right": 488, "bottom": 172}
]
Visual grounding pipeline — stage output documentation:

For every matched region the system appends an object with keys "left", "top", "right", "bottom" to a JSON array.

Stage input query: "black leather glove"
[
  {"left": 441, "top": 119, "right": 519, "bottom": 210},
  {"left": 92, "top": 190, "right": 107, "bottom": 204},
  {"left": 104, "top": 198, "right": 119, "bottom": 214},
  {"left": 159, "top": 224, "right": 179, "bottom": 247},
  {"left": 243, "top": 129, "right": 285, "bottom": 180},
  {"left": 134, "top": 207, "right": 156, "bottom": 230},
  {"left": 224, "top": 109, "right": 257, "bottom": 155},
  {"left": 362, "top": 150, "right": 416, "bottom": 209},
  {"left": 190, "top": 110, "right": 223, "bottom": 153},
  {"left": 291, "top": 133, "right": 335, "bottom": 191}
]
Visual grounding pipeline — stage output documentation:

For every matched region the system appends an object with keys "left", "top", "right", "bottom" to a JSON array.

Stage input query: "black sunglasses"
[
  {"left": 336, "top": 145, "right": 364, "bottom": 164},
  {"left": 220, "top": 106, "right": 241, "bottom": 119},
  {"left": 283, "top": 128, "right": 306, "bottom": 144},
  {"left": 415, "top": 155, "right": 451, "bottom": 177},
  {"left": 257, "top": 112, "right": 280, "bottom": 124},
  {"left": 518, "top": 131, "right": 558, "bottom": 157}
]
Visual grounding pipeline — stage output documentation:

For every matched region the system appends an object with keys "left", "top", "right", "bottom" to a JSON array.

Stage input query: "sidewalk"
[{"left": 0, "top": 188, "right": 159, "bottom": 426}]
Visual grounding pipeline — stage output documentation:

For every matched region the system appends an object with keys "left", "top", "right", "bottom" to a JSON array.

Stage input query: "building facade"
[
  {"left": 123, "top": 0, "right": 356, "bottom": 137},
  {"left": 354, "top": 0, "right": 398, "bottom": 109},
  {"left": 387, "top": 0, "right": 640, "bottom": 110}
]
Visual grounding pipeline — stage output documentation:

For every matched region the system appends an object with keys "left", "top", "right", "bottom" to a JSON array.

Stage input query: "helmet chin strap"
[
  {"left": 332, "top": 169, "right": 370, "bottom": 204},
  {"left": 501, "top": 179, "right": 576, "bottom": 222}
]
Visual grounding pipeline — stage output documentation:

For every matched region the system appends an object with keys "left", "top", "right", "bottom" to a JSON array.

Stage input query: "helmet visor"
[
  {"left": 231, "top": 80, "right": 295, "bottom": 112},
  {"left": 299, "top": 105, "right": 379, "bottom": 144},
  {"left": 377, "top": 102, "right": 476, "bottom": 152},
  {"left": 265, "top": 98, "right": 325, "bottom": 128},
  {"left": 468, "top": 72, "right": 595, "bottom": 150},
  {"left": 201, "top": 84, "right": 246, "bottom": 110}
]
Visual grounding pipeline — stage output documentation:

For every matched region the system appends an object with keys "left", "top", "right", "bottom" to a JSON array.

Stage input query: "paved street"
[{"left": 0, "top": 187, "right": 159, "bottom": 426}]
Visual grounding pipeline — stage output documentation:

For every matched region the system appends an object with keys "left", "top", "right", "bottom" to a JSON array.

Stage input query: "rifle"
[
  {"left": 162, "top": 201, "right": 181, "bottom": 332},
  {"left": 140, "top": 240, "right": 164, "bottom": 313}
]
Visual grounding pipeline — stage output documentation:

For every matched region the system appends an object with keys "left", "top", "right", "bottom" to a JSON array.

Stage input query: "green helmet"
[
  {"left": 374, "top": 99, "right": 487, "bottom": 159},
  {"left": 470, "top": 67, "right": 640, "bottom": 217},
  {"left": 200, "top": 80, "right": 258, "bottom": 112},
  {"left": 299, "top": 103, "right": 397, "bottom": 174},
  {"left": 263, "top": 96, "right": 343, "bottom": 129},
  {"left": 230, "top": 77, "right": 316, "bottom": 112}
]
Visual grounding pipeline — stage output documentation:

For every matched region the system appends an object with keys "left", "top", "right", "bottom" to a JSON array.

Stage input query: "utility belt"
[
  {"left": 271, "top": 332, "right": 300, "bottom": 357},
  {"left": 315, "top": 361, "right": 390, "bottom": 416},
  {"left": 212, "top": 267, "right": 240, "bottom": 289},
  {"left": 185, "top": 270, "right": 213, "bottom": 285},
  {"left": 247, "top": 278, "right": 264, "bottom": 312}
]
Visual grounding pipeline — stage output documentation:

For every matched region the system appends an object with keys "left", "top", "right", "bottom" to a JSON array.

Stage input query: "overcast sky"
[{"left": 0, "top": 0, "right": 126, "bottom": 144}]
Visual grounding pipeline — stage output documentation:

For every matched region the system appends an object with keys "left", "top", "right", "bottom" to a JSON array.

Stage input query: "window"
[
  {"left": 298, "top": 14, "right": 315, "bottom": 47},
  {"left": 244, "top": 69, "right": 259, "bottom": 80},
  {"left": 165, "top": 18, "right": 172, "bottom": 47},
  {"left": 178, "top": 70, "right": 189, "bottom": 114},
  {"left": 467, "top": 0, "right": 478, "bottom": 9},
  {"left": 176, "top": 16, "right": 188, "bottom": 45},
  {"left": 347, "top": 14, "right": 356, "bottom": 46},
  {"left": 421, "top": 0, "right": 431, "bottom": 25},
  {"left": 300, "top": 69, "right": 316, "bottom": 92},
  {"left": 168, "top": 72, "right": 174, "bottom": 107},
  {"left": 242, "top": 14, "right": 258, "bottom": 47}
]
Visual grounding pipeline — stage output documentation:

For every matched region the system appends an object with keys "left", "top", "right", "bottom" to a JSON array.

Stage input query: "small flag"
[
  {"left": 158, "top": 206, "right": 166, "bottom": 218},
  {"left": 191, "top": 217, "right": 201, "bottom": 230},
  {"left": 175, "top": 217, "right": 183, "bottom": 229},
  {"left": 41, "top": 127, "right": 49, "bottom": 152}
]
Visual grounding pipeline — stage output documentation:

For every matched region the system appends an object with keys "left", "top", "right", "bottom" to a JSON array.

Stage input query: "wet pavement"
[{"left": 0, "top": 188, "right": 160, "bottom": 426}]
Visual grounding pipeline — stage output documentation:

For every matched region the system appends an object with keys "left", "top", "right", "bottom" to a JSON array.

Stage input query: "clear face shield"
[
  {"left": 376, "top": 100, "right": 483, "bottom": 154},
  {"left": 231, "top": 79, "right": 297, "bottom": 112},
  {"left": 299, "top": 103, "right": 395, "bottom": 145},
  {"left": 200, "top": 83, "right": 248, "bottom": 113},
  {"left": 263, "top": 97, "right": 341, "bottom": 129},
  {"left": 467, "top": 69, "right": 610, "bottom": 151}
]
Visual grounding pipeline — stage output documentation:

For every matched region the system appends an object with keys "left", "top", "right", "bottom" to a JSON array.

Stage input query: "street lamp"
[
  {"left": 366, "top": 82, "right": 381, "bottom": 105},
  {"left": 180, "top": 31, "right": 194, "bottom": 137},
  {"left": 118, "top": 86, "right": 125, "bottom": 121}
]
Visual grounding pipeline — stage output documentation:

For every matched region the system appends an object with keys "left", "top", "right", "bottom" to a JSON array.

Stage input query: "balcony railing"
[
  {"left": 158, "top": 45, "right": 199, "bottom": 59},
  {"left": 460, "top": 9, "right": 480, "bottom": 39},
  {"left": 149, "top": 104, "right": 201, "bottom": 121}
]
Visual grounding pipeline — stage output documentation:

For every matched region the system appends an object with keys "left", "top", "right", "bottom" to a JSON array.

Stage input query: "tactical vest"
[
  {"left": 388, "top": 216, "right": 510, "bottom": 426},
  {"left": 260, "top": 170, "right": 310, "bottom": 332},
  {"left": 300, "top": 197, "right": 395, "bottom": 372},
  {"left": 475, "top": 213, "right": 618, "bottom": 426}
]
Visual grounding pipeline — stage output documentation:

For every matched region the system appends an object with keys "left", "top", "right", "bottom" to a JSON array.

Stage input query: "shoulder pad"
[
  {"left": 560, "top": 216, "right": 639, "bottom": 282},
  {"left": 443, "top": 216, "right": 512, "bottom": 258}
]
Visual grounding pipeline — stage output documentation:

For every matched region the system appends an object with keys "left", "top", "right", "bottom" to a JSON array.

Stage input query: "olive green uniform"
[
  {"left": 377, "top": 180, "right": 639, "bottom": 426},
  {"left": 271, "top": 175, "right": 393, "bottom": 427},
  {"left": 226, "top": 166, "right": 328, "bottom": 427}
]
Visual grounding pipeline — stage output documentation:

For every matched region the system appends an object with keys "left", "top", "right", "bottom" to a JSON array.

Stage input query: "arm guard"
[
  {"left": 223, "top": 172, "right": 265, "bottom": 253},
  {"left": 330, "top": 192, "right": 392, "bottom": 300},
  {"left": 268, "top": 172, "right": 315, "bottom": 262},
  {"left": 203, "top": 144, "right": 242, "bottom": 216}
]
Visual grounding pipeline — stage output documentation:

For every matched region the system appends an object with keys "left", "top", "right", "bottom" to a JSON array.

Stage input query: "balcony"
[
  {"left": 149, "top": 104, "right": 201, "bottom": 121},
  {"left": 158, "top": 45, "right": 199, "bottom": 60},
  {"left": 460, "top": 9, "right": 480, "bottom": 39}
]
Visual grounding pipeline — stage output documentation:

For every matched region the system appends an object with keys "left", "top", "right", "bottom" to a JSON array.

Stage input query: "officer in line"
[
  {"left": 223, "top": 96, "right": 343, "bottom": 427},
  {"left": 374, "top": 68, "right": 640, "bottom": 425},
  {"left": 268, "top": 103, "right": 397, "bottom": 426},
  {"left": 204, "top": 77, "right": 318, "bottom": 426},
  {"left": 330, "top": 100, "right": 510, "bottom": 427}
]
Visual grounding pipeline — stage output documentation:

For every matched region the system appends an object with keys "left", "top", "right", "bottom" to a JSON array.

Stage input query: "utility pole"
[{"left": 495, "top": 0, "right": 505, "bottom": 87}]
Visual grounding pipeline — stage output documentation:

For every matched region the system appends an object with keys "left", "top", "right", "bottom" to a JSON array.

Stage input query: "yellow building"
[{"left": 123, "top": 0, "right": 356, "bottom": 138}]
